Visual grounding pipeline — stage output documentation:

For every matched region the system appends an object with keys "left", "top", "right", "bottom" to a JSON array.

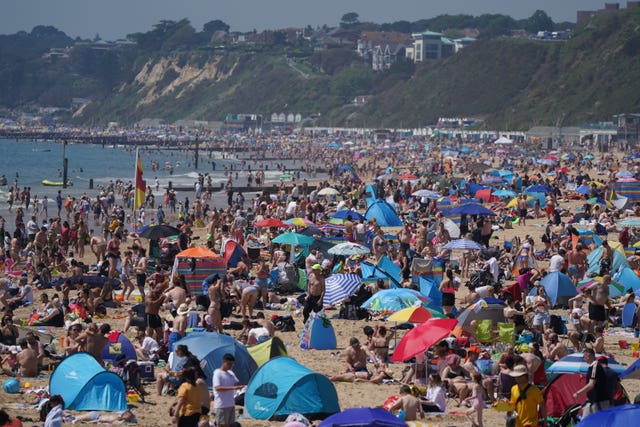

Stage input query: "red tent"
[{"left": 542, "top": 374, "right": 586, "bottom": 417}]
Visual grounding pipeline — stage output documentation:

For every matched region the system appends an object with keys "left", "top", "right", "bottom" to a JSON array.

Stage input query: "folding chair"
[
  {"left": 497, "top": 322, "right": 515, "bottom": 345},
  {"left": 475, "top": 319, "right": 494, "bottom": 344}
]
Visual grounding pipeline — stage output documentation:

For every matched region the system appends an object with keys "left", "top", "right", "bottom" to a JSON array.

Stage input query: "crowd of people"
[{"left": 0, "top": 131, "right": 638, "bottom": 426}]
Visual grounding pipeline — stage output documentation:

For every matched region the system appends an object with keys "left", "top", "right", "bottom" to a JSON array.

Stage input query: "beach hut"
[
  {"left": 50, "top": 352, "right": 127, "bottom": 411},
  {"left": 245, "top": 356, "right": 340, "bottom": 420},
  {"left": 171, "top": 247, "right": 227, "bottom": 296}
]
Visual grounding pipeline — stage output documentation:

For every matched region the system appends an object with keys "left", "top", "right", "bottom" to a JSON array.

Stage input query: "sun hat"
[
  {"left": 509, "top": 364, "right": 529, "bottom": 377},
  {"left": 176, "top": 303, "right": 191, "bottom": 316},
  {"left": 311, "top": 264, "right": 322, "bottom": 270}
]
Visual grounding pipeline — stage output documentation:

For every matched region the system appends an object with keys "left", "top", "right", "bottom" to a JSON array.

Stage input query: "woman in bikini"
[
  {"left": 207, "top": 276, "right": 224, "bottom": 333},
  {"left": 439, "top": 268, "right": 458, "bottom": 315},
  {"left": 105, "top": 233, "right": 121, "bottom": 279}
]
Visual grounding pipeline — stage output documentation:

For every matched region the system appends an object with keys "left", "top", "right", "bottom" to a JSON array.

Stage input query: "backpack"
[{"left": 273, "top": 315, "right": 296, "bottom": 332}]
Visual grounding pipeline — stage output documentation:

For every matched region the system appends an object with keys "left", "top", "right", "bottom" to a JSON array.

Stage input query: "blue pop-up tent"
[
  {"left": 365, "top": 200, "right": 402, "bottom": 226},
  {"left": 528, "top": 272, "right": 577, "bottom": 307},
  {"left": 245, "top": 356, "right": 340, "bottom": 420},
  {"left": 49, "top": 352, "right": 127, "bottom": 411},
  {"left": 614, "top": 267, "right": 640, "bottom": 292},
  {"left": 418, "top": 276, "right": 443, "bottom": 312},
  {"left": 588, "top": 247, "right": 628, "bottom": 275},
  {"left": 173, "top": 332, "right": 257, "bottom": 385}
]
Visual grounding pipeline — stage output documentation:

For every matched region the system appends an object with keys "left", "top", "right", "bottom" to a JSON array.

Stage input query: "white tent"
[{"left": 494, "top": 136, "right": 513, "bottom": 144}]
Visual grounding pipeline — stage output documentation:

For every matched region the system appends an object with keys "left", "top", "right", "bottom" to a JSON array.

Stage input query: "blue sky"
[{"left": 2, "top": 0, "right": 611, "bottom": 40}]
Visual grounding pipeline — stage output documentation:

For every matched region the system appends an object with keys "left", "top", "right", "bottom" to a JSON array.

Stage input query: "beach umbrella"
[
  {"left": 318, "top": 407, "right": 407, "bottom": 427},
  {"left": 528, "top": 272, "right": 577, "bottom": 307},
  {"left": 525, "top": 184, "right": 551, "bottom": 194},
  {"left": 138, "top": 224, "right": 182, "bottom": 239},
  {"left": 578, "top": 276, "right": 625, "bottom": 298},
  {"left": 328, "top": 242, "right": 370, "bottom": 256},
  {"left": 390, "top": 318, "right": 458, "bottom": 362},
  {"left": 387, "top": 306, "right": 446, "bottom": 323},
  {"left": 443, "top": 238, "right": 483, "bottom": 251},
  {"left": 329, "top": 209, "right": 366, "bottom": 221},
  {"left": 490, "top": 169, "right": 514, "bottom": 177},
  {"left": 279, "top": 173, "right": 293, "bottom": 179},
  {"left": 621, "top": 218, "right": 640, "bottom": 227},
  {"left": 537, "top": 158, "right": 557, "bottom": 166},
  {"left": 556, "top": 167, "right": 570, "bottom": 174},
  {"left": 253, "top": 218, "right": 287, "bottom": 228},
  {"left": 456, "top": 297, "right": 506, "bottom": 327},
  {"left": 399, "top": 173, "right": 419, "bottom": 180},
  {"left": 480, "top": 176, "right": 503, "bottom": 185},
  {"left": 317, "top": 187, "right": 340, "bottom": 196},
  {"left": 574, "top": 404, "right": 640, "bottom": 427},
  {"left": 583, "top": 153, "right": 595, "bottom": 160},
  {"left": 587, "top": 196, "right": 608, "bottom": 206},
  {"left": 443, "top": 204, "right": 496, "bottom": 217},
  {"left": 442, "top": 218, "right": 461, "bottom": 239},
  {"left": 467, "top": 162, "right": 491, "bottom": 174},
  {"left": 360, "top": 289, "right": 429, "bottom": 312},
  {"left": 284, "top": 217, "right": 314, "bottom": 227},
  {"left": 493, "top": 189, "right": 516, "bottom": 198},
  {"left": 575, "top": 185, "right": 591, "bottom": 196},
  {"left": 547, "top": 353, "right": 625, "bottom": 374},
  {"left": 617, "top": 170, "right": 635, "bottom": 178},
  {"left": 271, "top": 232, "right": 314, "bottom": 246},
  {"left": 412, "top": 189, "right": 441, "bottom": 199},
  {"left": 323, "top": 274, "right": 362, "bottom": 306},
  {"left": 377, "top": 172, "right": 398, "bottom": 180}
]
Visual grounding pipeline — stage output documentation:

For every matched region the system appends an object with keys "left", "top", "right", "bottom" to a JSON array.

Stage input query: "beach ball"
[{"left": 2, "top": 378, "right": 19, "bottom": 394}]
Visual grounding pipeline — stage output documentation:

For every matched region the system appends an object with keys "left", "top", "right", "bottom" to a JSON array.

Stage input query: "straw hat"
[{"left": 176, "top": 303, "right": 191, "bottom": 316}]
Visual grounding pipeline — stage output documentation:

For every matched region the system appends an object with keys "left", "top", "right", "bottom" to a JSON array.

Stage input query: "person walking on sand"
[{"left": 507, "top": 365, "right": 547, "bottom": 427}]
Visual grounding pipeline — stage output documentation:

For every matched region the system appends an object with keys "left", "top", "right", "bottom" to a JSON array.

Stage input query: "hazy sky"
[{"left": 3, "top": 0, "right": 611, "bottom": 40}]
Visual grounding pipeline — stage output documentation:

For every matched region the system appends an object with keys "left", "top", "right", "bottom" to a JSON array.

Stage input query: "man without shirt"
[{"left": 302, "top": 264, "right": 325, "bottom": 324}]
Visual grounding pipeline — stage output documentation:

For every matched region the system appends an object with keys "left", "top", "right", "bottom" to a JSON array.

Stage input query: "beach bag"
[{"left": 274, "top": 315, "right": 296, "bottom": 332}]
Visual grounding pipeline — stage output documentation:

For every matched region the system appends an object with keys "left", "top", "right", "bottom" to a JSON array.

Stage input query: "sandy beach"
[{"left": 0, "top": 139, "right": 638, "bottom": 427}]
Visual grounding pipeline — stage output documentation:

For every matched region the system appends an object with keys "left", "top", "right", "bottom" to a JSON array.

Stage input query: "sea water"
[{"left": 0, "top": 138, "right": 312, "bottom": 219}]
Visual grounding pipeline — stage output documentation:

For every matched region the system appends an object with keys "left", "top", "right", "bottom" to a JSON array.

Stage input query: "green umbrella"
[
  {"left": 280, "top": 173, "right": 293, "bottom": 179},
  {"left": 271, "top": 232, "right": 314, "bottom": 246}
]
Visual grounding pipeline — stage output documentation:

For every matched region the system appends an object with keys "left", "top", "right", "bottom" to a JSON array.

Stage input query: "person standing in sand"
[
  {"left": 517, "top": 194, "right": 528, "bottom": 226},
  {"left": 145, "top": 289, "right": 165, "bottom": 343},
  {"left": 303, "top": 264, "right": 325, "bottom": 324}
]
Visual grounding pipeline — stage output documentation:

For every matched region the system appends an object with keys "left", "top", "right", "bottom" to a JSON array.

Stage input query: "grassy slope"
[{"left": 78, "top": 8, "right": 640, "bottom": 128}]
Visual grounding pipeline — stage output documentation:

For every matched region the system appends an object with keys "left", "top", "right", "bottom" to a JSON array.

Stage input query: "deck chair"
[
  {"left": 118, "top": 360, "right": 146, "bottom": 403},
  {"left": 475, "top": 319, "right": 494, "bottom": 344},
  {"left": 497, "top": 322, "right": 515, "bottom": 344}
]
